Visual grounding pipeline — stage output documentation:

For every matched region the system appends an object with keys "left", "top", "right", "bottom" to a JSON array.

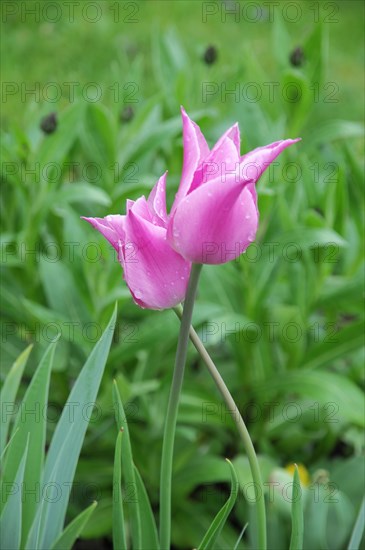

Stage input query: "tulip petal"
[
  {"left": 82, "top": 215, "right": 126, "bottom": 252},
  {"left": 148, "top": 172, "right": 168, "bottom": 225},
  {"left": 212, "top": 122, "right": 240, "bottom": 156},
  {"left": 123, "top": 208, "right": 191, "bottom": 309},
  {"left": 168, "top": 176, "right": 258, "bottom": 264},
  {"left": 189, "top": 134, "right": 240, "bottom": 194},
  {"left": 240, "top": 138, "right": 301, "bottom": 182},
  {"left": 172, "top": 107, "right": 210, "bottom": 207}
]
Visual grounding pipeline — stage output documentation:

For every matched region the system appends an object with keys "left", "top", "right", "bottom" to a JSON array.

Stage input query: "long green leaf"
[
  {"left": 253, "top": 369, "right": 365, "bottom": 427},
  {"left": 301, "top": 321, "right": 364, "bottom": 371},
  {"left": 1, "top": 342, "right": 56, "bottom": 545},
  {"left": 0, "top": 435, "right": 29, "bottom": 550},
  {"left": 113, "top": 429, "right": 127, "bottom": 550},
  {"left": 289, "top": 465, "right": 304, "bottom": 550},
  {"left": 347, "top": 496, "right": 365, "bottom": 550},
  {"left": 198, "top": 459, "right": 239, "bottom": 550},
  {"left": 50, "top": 501, "right": 97, "bottom": 550},
  {"left": 134, "top": 465, "right": 160, "bottom": 549},
  {"left": 112, "top": 379, "right": 142, "bottom": 548},
  {"left": 0, "top": 428, "right": 19, "bottom": 464},
  {"left": 26, "top": 305, "right": 117, "bottom": 549},
  {"left": 0, "top": 344, "right": 32, "bottom": 454}
]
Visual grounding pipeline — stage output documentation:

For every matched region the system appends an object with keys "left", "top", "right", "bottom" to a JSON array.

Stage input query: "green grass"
[{"left": 1, "top": 1, "right": 364, "bottom": 548}]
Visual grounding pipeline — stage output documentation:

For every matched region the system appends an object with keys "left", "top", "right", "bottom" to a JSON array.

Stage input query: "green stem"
[
  {"left": 173, "top": 305, "right": 267, "bottom": 550},
  {"left": 159, "top": 263, "right": 203, "bottom": 549}
]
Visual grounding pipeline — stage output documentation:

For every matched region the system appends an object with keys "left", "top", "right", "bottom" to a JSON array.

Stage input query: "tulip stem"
[
  {"left": 159, "top": 263, "right": 203, "bottom": 550},
  {"left": 173, "top": 305, "right": 267, "bottom": 550}
]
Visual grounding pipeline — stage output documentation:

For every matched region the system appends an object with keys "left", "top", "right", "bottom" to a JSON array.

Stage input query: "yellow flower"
[{"left": 285, "top": 463, "right": 310, "bottom": 487}]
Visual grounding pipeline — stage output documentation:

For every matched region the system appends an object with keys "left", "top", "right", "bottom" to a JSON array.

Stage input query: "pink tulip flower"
[
  {"left": 167, "top": 108, "right": 301, "bottom": 264},
  {"left": 83, "top": 173, "right": 191, "bottom": 310}
]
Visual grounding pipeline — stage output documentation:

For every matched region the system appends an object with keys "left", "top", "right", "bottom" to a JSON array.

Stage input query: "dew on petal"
[
  {"left": 245, "top": 214, "right": 251, "bottom": 220},
  {"left": 134, "top": 290, "right": 142, "bottom": 299}
]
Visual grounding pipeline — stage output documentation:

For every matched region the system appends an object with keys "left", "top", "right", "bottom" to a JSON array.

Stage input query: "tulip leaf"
[
  {"left": 253, "top": 369, "right": 364, "bottom": 427},
  {"left": 112, "top": 378, "right": 142, "bottom": 549},
  {"left": 133, "top": 464, "right": 160, "bottom": 550},
  {"left": 113, "top": 430, "right": 127, "bottom": 550},
  {"left": 289, "top": 465, "right": 304, "bottom": 550},
  {"left": 53, "top": 183, "right": 111, "bottom": 207},
  {"left": 80, "top": 103, "right": 116, "bottom": 183},
  {"left": 50, "top": 501, "right": 97, "bottom": 550},
  {"left": 1, "top": 341, "right": 56, "bottom": 545},
  {"left": 301, "top": 320, "right": 364, "bottom": 372},
  {"left": 347, "top": 496, "right": 365, "bottom": 550},
  {"left": 197, "top": 459, "right": 239, "bottom": 550},
  {"left": 0, "top": 435, "right": 29, "bottom": 550},
  {"left": 0, "top": 344, "right": 32, "bottom": 455},
  {"left": 306, "top": 120, "right": 364, "bottom": 147},
  {"left": 26, "top": 305, "right": 116, "bottom": 549}
]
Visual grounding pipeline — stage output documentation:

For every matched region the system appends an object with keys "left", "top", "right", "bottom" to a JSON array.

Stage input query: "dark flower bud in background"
[
  {"left": 203, "top": 45, "right": 218, "bottom": 65},
  {"left": 120, "top": 106, "right": 134, "bottom": 123},
  {"left": 289, "top": 46, "right": 305, "bottom": 67},
  {"left": 40, "top": 112, "right": 57, "bottom": 134}
]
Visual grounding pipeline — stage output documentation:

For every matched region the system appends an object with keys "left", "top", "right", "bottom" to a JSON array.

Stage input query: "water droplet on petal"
[
  {"left": 180, "top": 276, "right": 185, "bottom": 280},
  {"left": 134, "top": 290, "right": 142, "bottom": 299},
  {"left": 245, "top": 214, "right": 251, "bottom": 220},
  {"left": 207, "top": 191, "right": 212, "bottom": 197}
]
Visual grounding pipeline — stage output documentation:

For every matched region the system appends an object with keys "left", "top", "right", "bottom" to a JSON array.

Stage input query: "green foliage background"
[{"left": 1, "top": 1, "right": 364, "bottom": 548}]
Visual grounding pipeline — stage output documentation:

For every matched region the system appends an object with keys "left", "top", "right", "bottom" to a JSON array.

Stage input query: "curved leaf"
[{"left": 198, "top": 459, "right": 239, "bottom": 550}]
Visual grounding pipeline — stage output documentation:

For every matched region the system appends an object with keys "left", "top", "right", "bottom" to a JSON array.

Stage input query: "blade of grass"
[{"left": 233, "top": 523, "right": 248, "bottom": 550}]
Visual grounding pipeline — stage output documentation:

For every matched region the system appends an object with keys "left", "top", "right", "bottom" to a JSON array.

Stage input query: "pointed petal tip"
[
  {"left": 81, "top": 216, "right": 96, "bottom": 225},
  {"left": 180, "top": 106, "right": 192, "bottom": 122}
]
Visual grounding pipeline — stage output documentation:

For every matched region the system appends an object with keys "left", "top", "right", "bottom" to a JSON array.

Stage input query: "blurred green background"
[{"left": 1, "top": 1, "right": 364, "bottom": 548}]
